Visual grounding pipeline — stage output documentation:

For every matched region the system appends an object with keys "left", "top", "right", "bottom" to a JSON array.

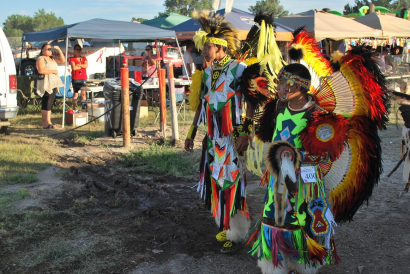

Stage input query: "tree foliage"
[
  {"left": 248, "top": 0, "right": 289, "bottom": 20},
  {"left": 2, "top": 9, "right": 64, "bottom": 37},
  {"left": 391, "top": 0, "right": 410, "bottom": 10},
  {"left": 132, "top": 17, "right": 148, "bottom": 23},
  {"left": 342, "top": 0, "right": 405, "bottom": 15},
  {"left": 162, "top": 0, "right": 213, "bottom": 17}
]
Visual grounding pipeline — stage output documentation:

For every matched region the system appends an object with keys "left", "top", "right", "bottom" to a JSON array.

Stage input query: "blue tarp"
[
  {"left": 170, "top": 8, "right": 293, "bottom": 41},
  {"left": 171, "top": 8, "right": 255, "bottom": 32},
  {"left": 22, "top": 19, "right": 177, "bottom": 42}
]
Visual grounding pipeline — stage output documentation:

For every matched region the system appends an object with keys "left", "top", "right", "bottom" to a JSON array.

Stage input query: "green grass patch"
[
  {"left": 119, "top": 143, "right": 198, "bottom": 176},
  {"left": 74, "top": 130, "right": 105, "bottom": 144},
  {"left": 0, "top": 189, "right": 31, "bottom": 220},
  {"left": 19, "top": 232, "right": 121, "bottom": 273},
  {"left": 0, "top": 136, "right": 56, "bottom": 186}
]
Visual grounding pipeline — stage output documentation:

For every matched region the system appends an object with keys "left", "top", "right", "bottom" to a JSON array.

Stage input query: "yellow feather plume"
[
  {"left": 330, "top": 50, "right": 344, "bottom": 65},
  {"left": 189, "top": 70, "right": 204, "bottom": 111},
  {"left": 193, "top": 30, "right": 208, "bottom": 51}
]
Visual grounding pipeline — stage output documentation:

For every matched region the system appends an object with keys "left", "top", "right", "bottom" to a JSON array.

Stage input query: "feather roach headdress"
[{"left": 192, "top": 11, "right": 240, "bottom": 58}]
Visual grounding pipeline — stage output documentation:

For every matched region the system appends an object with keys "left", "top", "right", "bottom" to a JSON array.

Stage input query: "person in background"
[
  {"left": 36, "top": 44, "right": 65, "bottom": 129},
  {"left": 70, "top": 44, "right": 88, "bottom": 110},
  {"left": 384, "top": 47, "right": 396, "bottom": 71},
  {"left": 183, "top": 40, "right": 196, "bottom": 77},
  {"left": 142, "top": 45, "right": 157, "bottom": 80},
  {"left": 392, "top": 46, "right": 402, "bottom": 56}
]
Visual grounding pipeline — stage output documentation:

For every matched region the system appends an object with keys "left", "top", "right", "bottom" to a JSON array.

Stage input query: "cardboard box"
[
  {"left": 65, "top": 111, "right": 88, "bottom": 127},
  {"left": 139, "top": 100, "right": 148, "bottom": 118}
]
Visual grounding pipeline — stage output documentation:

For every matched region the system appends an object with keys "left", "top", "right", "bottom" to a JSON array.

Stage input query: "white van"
[{"left": 0, "top": 28, "right": 18, "bottom": 133}]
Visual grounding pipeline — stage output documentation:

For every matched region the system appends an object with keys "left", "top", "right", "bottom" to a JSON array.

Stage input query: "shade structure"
[
  {"left": 22, "top": 18, "right": 177, "bottom": 42},
  {"left": 275, "top": 9, "right": 381, "bottom": 41},
  {"left": 21, "top": 18, "right": 182, "bottom": 129},
  {"left": 141, "top": 13, "right": 191, "bottom": 29},
  {"left": 354, "top": 13, "right": 410, "bottom": 37},
  {"left": 171, "top": 8, "right": 293, "bottom": 41}
]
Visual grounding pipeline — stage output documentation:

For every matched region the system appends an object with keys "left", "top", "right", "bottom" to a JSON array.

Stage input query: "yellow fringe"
[
  {"left": 255, "top": 20, "right": 283, "bottom": 93},
  {"left": 244, "top": 57, "right": 258, "bottom": 66},
  {"left": 189, "top": 70, "right": 204, "bottom": 111}
]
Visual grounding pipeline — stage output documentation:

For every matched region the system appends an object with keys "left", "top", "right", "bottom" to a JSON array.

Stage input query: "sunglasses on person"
[
  {"left": 145, "top": 48, "right": 152, "bottom": 51},
  {"left": 75, "top": 48, "right": 82, "bottom": 51},
  {"left": 46, "top": 48, "right": 53, "bottom": 51}
]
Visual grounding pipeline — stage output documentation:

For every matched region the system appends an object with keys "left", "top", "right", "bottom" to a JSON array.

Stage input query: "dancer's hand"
[
  {"left": 235, "top": 136, "right": 249, "bottom": 152},
  {"left": 185, "top": 139, "right": 194, "bottom": 152}
]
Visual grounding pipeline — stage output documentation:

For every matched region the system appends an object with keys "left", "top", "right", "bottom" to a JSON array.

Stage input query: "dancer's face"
[
  {"left": 202, "top": 43, "right": 217, "bottom": 62},
  {"left": 278, "top": 77, "right": 303, "bottom": 102}
]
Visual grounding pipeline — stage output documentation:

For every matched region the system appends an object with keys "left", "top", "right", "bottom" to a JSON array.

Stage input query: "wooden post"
[
  {"left": 166, "top": 62, "right": 179, "bottom": 142},
  {"left": 158, "top": 68, "right": 167, "bottom": 137},
  {"left": 121, "top": 67, "right": 131, "bottom": 148}
]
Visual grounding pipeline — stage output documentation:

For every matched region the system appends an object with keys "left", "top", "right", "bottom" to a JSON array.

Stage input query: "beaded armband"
[
  {"left": 186, "top": 125, "right": 198, "bottom": 140},
  {"left": 239, "top": 117, "right": 254, "bottom": 138}
]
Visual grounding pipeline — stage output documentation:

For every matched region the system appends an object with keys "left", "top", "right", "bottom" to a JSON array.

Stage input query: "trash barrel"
[{"left": 103, "top": 79, "right": 142, "bottom": 138}]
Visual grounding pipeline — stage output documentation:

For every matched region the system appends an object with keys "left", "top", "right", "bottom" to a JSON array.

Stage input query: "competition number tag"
[{"left": 301, "top": 166, "right": 317, "bottom": 183}]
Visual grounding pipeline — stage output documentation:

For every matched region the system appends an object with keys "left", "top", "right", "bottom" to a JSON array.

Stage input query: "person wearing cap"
[{"left": 70, "top": 44, "right": 88, "bottom": 109}]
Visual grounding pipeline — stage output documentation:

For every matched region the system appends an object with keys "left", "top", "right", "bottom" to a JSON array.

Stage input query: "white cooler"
[{"left": 87, "top": 98, "right": 105, "bottom": 122}]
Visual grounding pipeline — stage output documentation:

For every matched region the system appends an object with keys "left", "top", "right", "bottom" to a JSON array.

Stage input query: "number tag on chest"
[{"left": 301, "top": 166, "right": 317, "bottom": 183}]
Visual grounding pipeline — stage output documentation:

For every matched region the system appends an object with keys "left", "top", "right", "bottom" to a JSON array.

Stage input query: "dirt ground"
[{"left": 1, "top": 122, "right": 410, "bottom": 274}]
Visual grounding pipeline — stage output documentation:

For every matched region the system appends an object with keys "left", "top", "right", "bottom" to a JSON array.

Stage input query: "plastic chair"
[{"left": 174, "top": 85, "right": 186, "bottom": 121}]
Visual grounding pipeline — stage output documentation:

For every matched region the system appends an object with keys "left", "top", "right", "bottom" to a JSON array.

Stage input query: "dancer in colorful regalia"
[
  {"left": 184, "top": 12, "right": 281, "bottom": 253},
  {"left": 246, "top": 27, "right": 390, "bottom": 274}
]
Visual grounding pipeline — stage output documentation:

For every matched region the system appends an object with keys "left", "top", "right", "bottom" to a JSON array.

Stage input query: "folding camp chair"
[
  {"left": 174, "top": 85, "right": 187, "bottom": 121},
  {"left": 153, "top": 85, "right": 187, "bottom": 123}
]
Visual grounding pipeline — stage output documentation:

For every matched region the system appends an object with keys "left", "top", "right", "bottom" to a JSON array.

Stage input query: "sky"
[{"left": 0, "top": 0, "right": 351, "bottom": 26}]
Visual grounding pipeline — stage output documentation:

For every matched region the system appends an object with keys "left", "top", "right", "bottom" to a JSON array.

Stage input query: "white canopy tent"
[
  {"left": 354, "top": 13, "right": 410, "bottom": 38},
  {"left": 276, "top": 9, "right": 382, "bottom": 41}
]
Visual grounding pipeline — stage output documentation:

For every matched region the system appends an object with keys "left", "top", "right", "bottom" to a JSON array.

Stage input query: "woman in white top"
[{"left": 36, "top": 44, "right": 65, "bottom": 129}]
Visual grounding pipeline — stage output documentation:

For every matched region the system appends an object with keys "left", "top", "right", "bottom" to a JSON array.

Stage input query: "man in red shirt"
[{"left": 70, "top": 44, "right": 88, "bottom": 109}]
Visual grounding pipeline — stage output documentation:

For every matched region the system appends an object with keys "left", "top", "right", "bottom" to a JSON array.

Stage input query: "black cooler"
[{"left": 103, "top": 79, "right": 143, "bottom": 138}]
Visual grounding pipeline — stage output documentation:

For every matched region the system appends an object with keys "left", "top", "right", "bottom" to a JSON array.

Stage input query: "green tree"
[
  {"left": 162, "top": 0, "right": 212, "bottom": 17},
  {"left": 32, "top": 9, "right": 64, "bottom": 32},
  {"left": 248, "top": 0, "right": 289, "bottom": 20},
  {"left": 391, "top": 0, "right": 410, "bottom": 10},
  {"left": 343, "top": 0, "right": 396, "bottom": 15},
  {"left": 156, "top": 12, "right": 170, "bottom": 18},
  {"left": 132, "top": 17, "right": 148, "bottom": 22},
  {"left": 3, "top": 14, "right": 33, "bottom": 37},
  {"left": 2, "top": 9, "right": 64, "bottom": 37}
]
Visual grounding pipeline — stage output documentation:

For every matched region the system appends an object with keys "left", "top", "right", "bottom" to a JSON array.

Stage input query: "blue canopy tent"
[
  {"left": 171, "top": 8, "right": 293, "bottom": 41},
  {"left": 22, "top": 19, "right": 182, "bottom": 128}
]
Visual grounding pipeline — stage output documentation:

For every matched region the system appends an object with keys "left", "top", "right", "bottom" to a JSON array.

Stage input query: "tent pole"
[
  {"left": 19, "top": 40, "right": 24, "bottom": 76},
  {"left": 175, "top": 36, "right": 190, "bottom": 84},
  {"left": 119, "top": 40, "right": 122, "bottom": 69},
  {"left": 62, "top": 37, "right": 69, "bottom": 128},
  {"left": 113, "top": 41, "right": 116, "bottom": 78}
]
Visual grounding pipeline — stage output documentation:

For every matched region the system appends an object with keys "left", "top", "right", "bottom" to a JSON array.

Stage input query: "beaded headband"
[
  {"left": 204, "top": 37, "right": 228, "bottom": 47},
  {"left": 280, "top": 69, "right": 311, "bottom": 90}
]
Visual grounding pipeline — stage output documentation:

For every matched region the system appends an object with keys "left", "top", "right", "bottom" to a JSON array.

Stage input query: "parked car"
[{"left": 0, "top": 28, "right": 18, "bottom": 133}]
